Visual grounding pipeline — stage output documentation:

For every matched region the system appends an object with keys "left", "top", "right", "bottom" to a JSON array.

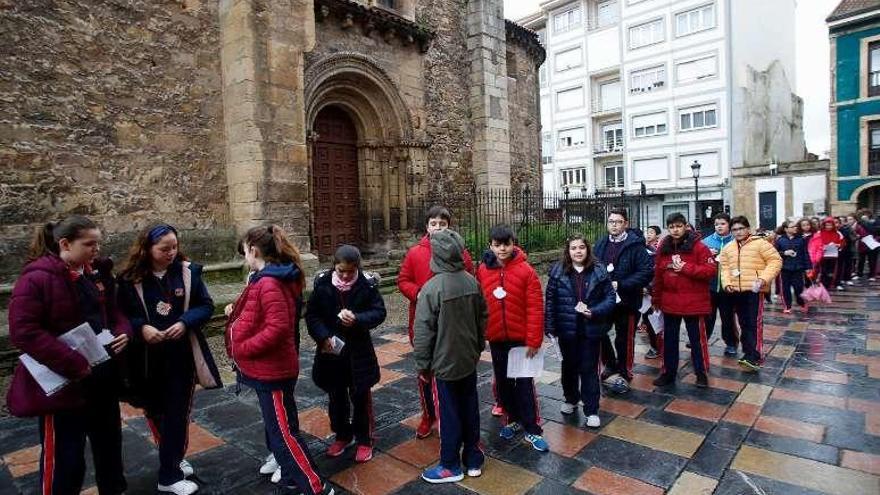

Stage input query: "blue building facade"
[{"left": 829, "top": 0, "right": 880, "bottom": 214}]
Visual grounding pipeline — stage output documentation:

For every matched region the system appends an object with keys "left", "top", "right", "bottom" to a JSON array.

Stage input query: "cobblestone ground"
[{"left": 1, "top": 285, "right": 879, "bottom": 494}]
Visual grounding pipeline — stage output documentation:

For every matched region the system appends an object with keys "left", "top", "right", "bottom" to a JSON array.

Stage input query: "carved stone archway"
[{"left": 304, "top": 53, "right": 427, "bottom": 253}]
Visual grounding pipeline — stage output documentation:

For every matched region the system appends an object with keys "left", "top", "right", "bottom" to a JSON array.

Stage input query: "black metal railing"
[{"left": 405, "top": 186, "right": 644, "bottom": 256}]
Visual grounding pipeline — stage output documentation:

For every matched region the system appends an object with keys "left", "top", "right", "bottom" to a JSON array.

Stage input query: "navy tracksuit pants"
[
  {"left": 729, "top": 292, "right": 764, "bottom": 364},
  {"left": 249, "top": 378, "right": 325, "bottom": 495},
  {"left": 558, "top": 333, "right": 602, "bottom": 415},
  {"left": 659, "top": 314, "right": 710, "bottom": 377},
  {"left": 433, "top": 373, "right": 484, "bottom": 471},
  {"left": 780, "top": 269, "right": 805, "bottom": 309},
  {"left": 38, "top": 382, "right": 125, "bottom": 495},
  {"left": 706, "top": 291, "right": 738, "bottom": 347},
  {"left": 489, "top": 341, "right": 542, "bottom": 435},
  {"left": 327, "top": 383, "right": 374, "bottom": 446},
  {"left": 600, "top": 304, "right": 637, "bottom": 381},
  {"left": 145, "top": 362, "right": 195, "bottom": 486}
]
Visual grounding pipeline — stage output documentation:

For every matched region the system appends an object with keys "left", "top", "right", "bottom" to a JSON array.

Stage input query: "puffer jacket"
[
  {"left": 398, "top": 234, "right": 474, "bottom": 342},
  {"left": 544, "top": 261, "right": 615, "bottom": 339},
  {"left": 593, "top": 229, "right": 654, "bottom": 311},
  {"left": 808, "top": 228, "right": 845, "bottom": 265},
  {"left": 477, "top": 248, "right": 544, "bottom": 349},
  {"left": 702, "top": 231, "right": 734, "bottom": 292},
  {"left": 413, "top": 230, "right": 487, "bottom": 381},
  {"left": 306, "top": 270, "right": 386, "bottom": 392},
  {"left": 652, "top": 233, "right": 716, "bottom": 316},
  {"left": 719, "top": 236, "right": 783, "bottom": 293},
  {"left": 226, "top": 263, "right": 303, "bottom": 382},
  {"left": 775, "top": 235, "right": 812, "bottom": 272}
]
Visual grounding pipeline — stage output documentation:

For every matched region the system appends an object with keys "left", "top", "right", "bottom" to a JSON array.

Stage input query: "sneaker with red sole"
[
  {"left": 326, "top": 438, "right": 355, "bottom": 457},
  {"left": 491, "top": 404, "right": 504, "bottom": 417},
  {"left": 416, "top": 415, "right": 435, "bottom": 439},
  {"left": 355, "top": 445, "right": 373, "bottom": 463}
]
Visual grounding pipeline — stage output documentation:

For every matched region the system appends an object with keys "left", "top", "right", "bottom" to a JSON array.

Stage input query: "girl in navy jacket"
[
  {"left": 775, "top": 220, "right": 811, "bottom": 313},
  {"left": 307, "top": 245, "right": 387, "bottom": 464},
  {"left": 544, "top": 235, "right": 616, "bottom": 429},
  {"left": 117, "top": 224, "right": 221, "bottom": 495}
]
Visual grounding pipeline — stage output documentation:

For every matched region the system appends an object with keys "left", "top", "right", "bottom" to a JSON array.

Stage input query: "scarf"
[
  {"left": 609, "top": 231, "right": 628, "bottom": 243},
  {"left": 331, "top": 270, "right": 358, "bottom": 292}
]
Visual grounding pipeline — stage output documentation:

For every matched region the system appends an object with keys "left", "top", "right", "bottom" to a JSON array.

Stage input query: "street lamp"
[{"left": 691, "top": 160, "right": 702, "bottom": 228}]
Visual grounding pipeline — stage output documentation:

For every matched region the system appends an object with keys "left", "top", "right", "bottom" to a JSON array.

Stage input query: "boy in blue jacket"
[{"left": 701, "top": 212, "right": 738, "bottom": 356}]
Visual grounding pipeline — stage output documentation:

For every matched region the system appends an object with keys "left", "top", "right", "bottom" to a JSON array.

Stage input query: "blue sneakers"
[
  {"left": 524, "top": 433, "right": 549, "bottom": 452},
  {"left": 499, "top": 422, "right": 523, "bottom": 440},
  {"left": 422, "top": 465, "right": 464, "bottom": 483}
]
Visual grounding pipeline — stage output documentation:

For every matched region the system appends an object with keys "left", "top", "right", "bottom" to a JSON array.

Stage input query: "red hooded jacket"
[
  {"left": 226, "top": 264, "right": 303, "bottom": 381},
  {"left": 652, "top": 233, "right": 716, "bottom": 316},
  {"left": 398, "top": 234, "right": 474, "bottom": 342},
  {"left": 476, "top": 248, "right": 544, "bottom": 348}
]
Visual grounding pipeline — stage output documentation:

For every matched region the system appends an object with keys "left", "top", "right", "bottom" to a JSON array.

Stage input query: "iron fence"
[{"left": 407, "top": 186, "right": 644, "bottom": 256}]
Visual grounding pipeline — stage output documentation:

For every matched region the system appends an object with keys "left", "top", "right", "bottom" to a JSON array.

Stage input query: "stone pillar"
[
  {"left": 219, "top": 0, "right": 315, "bottom": 251},
  {"left": 467, "top": 0, "right": 511, "bottom": 191}
]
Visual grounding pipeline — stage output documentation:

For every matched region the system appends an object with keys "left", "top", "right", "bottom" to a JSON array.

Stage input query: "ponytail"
[
  {"left": 242, "top": 224, "right": 304, "bottom": 281},
  {"left": 27, "top": 216, "right": 97, "bottom": 262}
]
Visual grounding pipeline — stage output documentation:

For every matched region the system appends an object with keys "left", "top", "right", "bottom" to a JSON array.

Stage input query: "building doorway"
[
  {"left": 857, "top": 185, "right": 880, "bottom": 214},
  {"left": 311, "top": 106, "right": 361, "bottom": 257},
  {"left": 759, "top": 191, "right": 777, "bottom": 231}
]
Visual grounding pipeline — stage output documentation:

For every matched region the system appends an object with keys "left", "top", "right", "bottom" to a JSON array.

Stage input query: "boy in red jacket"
[
  {"left": 398, "top": 206, "right": 475, "bottom": 439},
  {"left": 651, "top": 213, "right": 716, "bottom": 388},
  {"left": 477, "top": 225, "right": 548, "bottom": 452}
]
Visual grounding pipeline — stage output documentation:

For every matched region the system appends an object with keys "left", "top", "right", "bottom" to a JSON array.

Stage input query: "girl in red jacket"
[
  {"left": 477, "top": 225, "right": 548, "bottom": 452},
  {"left": 651, "top": 213, "right": 716, "bottom": 388},
  {"left": 808, "top": 217, "right": 846, "bottom": 291},
  {"left": 7, "top": 216, "right": 130, "bottom": 495},
  {"left": 226, "top": 225, "right": 333, "bottom": 495},
  {"left": 397, "top": 206, "right": 475, "bottom": 438}
]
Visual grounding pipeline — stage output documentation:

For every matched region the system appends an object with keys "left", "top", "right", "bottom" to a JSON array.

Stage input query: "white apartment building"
[{"left": 520, "top": 0, "right": 806, "bottom": 229}]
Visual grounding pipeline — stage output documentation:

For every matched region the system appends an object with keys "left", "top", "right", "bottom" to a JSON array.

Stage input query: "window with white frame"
[
  {"left": 554, "top": 7, "right": 582, "bottom": 34},
  {"left": 560, "top": 167, "right": 588, "bottom": 186},
  {"left": 556, "top": 86, "right": 584, "bottom": 110},
  {"left": 601, "top": 122, "right": 623, "bottom": 151},
  {"left": 539, "top": 64, "right": 548, "bottom": 87},
  {"left": 633, "top": 156, "right": 669, "bottom": 181},
  {"left": 542, "top": 132, "right": 553, "bottom": 164},
  {"left": 632, "top": 111, "right": 668, "bottom": 138},
  {"left": 558, "top": 127, "right": 586, "bottom": 149},
  {"left": 678, "top": 151, "right": 719, "bottom": 177},
  {"left": 630, "top": 65, "right": 666, "bottom": 93},
  {"left": 596, "top": 0, "right": 619, "bottom": 28},
  {"left": 675, "top": 54, "right": 717, "bottom": 83},
  {"left": 675, "top": 3, "right": 715, "bottom": 37},
  {"left": 554, "top": 46, "right": 583, "bottom": 72},
  {"left": 604, "top": 162, "right": 625, "bottom": 189},
  {"left": 629, "top": 18, "right": 664, "bottom": 49},
  {"left": 599, "top": 80, "right": 621, "bottom": 111},
  {"left": 679, "top": 104, "right": 717, "bottom": 131},
  {"left": 536, "top": 29, "right": 546, "bottom": 46}
]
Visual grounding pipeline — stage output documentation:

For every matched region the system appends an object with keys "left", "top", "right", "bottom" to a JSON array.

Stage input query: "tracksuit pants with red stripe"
[
  {"left": 38, "top": 369, "right": 126, "bottom": 495},
  {"left": 327, "top": 382, "right": 373, "bottom": 446},
  {"left": 659, "top": 314, "right": 710, "bottom": 377},
  {"left": 558, "top": 333, "right": 601, "bottom": 415},
  {"left": 729, "top": 292, "right": 764, "bottom": 364},
  {"left": 247, "top": 377, "right": 325, "bottom": 495},
  {"left": 433, "top": 372, "right": 484, "bottom": 470},
  {"left": 600, "top": 304, "right": 637, "bottom": 381},
  {"left": 489, "top": 341, "right": 542, "bottom": 435}
]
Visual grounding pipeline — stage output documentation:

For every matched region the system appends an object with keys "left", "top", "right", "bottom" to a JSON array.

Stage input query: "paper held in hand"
[
  {"left": 506, "top": 346, "right": 544, "bottom": 379},
  {"left": 647, "top": 310, "right": 664, "bottom": 334},
  {"left": 19, "top": 323, "right": 111, "bottom": 396},
  {"left": 862, "top": 235, "right": 880, "bottom": 251}
]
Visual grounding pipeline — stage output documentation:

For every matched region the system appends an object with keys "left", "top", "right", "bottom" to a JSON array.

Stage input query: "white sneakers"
[
  {"left": 586, "top": 415, "right": 601, "bottom": 428},
  {"left": 560, "top": 402, "right": 576, "bottom": 415},
  {"left": 180, "top": 460, "right": 194, "bottom": 478},
  {"left": 260, "top": 453, "right": 279, "bottom": 475},
  {"left": 271, "top": 467, "right": 281, "bottom": 483},
  {"left": 158, "top": 479, "right": 199, "bottom": 495}
]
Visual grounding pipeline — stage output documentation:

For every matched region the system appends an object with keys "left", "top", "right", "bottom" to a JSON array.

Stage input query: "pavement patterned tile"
[{"left": 2, "top": 282, "right": 880, "bottom": 494}]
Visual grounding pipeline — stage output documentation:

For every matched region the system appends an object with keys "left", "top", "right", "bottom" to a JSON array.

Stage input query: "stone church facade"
[{"left": 0, "top": 0, "right": 544, "bottom": 278}]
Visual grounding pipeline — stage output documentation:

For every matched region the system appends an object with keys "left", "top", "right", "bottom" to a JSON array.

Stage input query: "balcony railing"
[
  {"left": 591, "top": 98, "right": 621, "bottom": 115},
  {"left": 587, "top": 15, "right": 620, "bottom": 31},
  {"left": 629, "top": 80, "right": 665, "bottom": 94},
  {"left": 593, "top": 143, "right": 624, "bottom": 155},
  {"left": 870, "top": 149, "right": 880, "bottom": 175}
]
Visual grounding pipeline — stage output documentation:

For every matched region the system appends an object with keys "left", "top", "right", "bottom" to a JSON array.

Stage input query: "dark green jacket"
[{"left": 413, "top": 230, "right": 487, "bottom": 381}]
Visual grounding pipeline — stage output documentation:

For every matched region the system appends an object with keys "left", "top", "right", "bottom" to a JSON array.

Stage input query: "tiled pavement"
[{"left": 2, "top": 284, "right": 880, "bottom": 494}]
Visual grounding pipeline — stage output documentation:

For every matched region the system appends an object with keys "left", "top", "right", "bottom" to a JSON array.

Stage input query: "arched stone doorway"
[
  {"left": 312, "top": 106, "right": 361, "bottom": 257},
  {"left": 856, "top": 184, "right": 880, "bottom": 213}
]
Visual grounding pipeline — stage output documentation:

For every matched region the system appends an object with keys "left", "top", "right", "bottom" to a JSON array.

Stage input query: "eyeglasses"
[{"left": 607, "top": 219, "right": 625, "bottom": 225}]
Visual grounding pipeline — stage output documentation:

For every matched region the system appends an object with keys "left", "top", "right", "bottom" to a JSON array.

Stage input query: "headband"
[{"left": 148, "top": 224, "right": 176, "bottom": 243}]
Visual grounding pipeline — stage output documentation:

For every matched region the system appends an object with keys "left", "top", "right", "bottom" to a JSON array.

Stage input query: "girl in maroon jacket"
[
  {"left": 6, "top": 216, "right": 131, "bottom": 495},
  {"left": 651, "top": 213, "right": 716, "bottom": 388},
  {"left": 226, "top": 225, "right": 333, "bottom": 495}
]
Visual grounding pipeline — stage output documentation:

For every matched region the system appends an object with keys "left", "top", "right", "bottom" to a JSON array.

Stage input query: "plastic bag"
[{"left": 801, "top": 284, "right": 831, "bottom": 305}]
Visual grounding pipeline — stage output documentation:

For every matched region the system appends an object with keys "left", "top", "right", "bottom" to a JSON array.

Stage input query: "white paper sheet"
[
  {"left": 639, "top": 294, "right": 652, "bottom": 314},
  {"left": 548, "top": 336, "right": 562, "bottom": 360},
  {"left": 822, "top": 243, "right": 839, "bottom": 258},
  {"left": 58, "top": 323, "right": 110, "bottom": 367},
  {"left": 862, "top": 236, "right": 880, "bottom": 251},
  {"left": 19, "top": 354, "right": 69, "bottom": 396},
  {"left": 97, "top": 329, "right": 115, "bottom": 346},
  {"left": 506, "top": 346, "right": 544, "bottom": 379},
  {"left": 647, "top": 310, "right": 664, "bottom": 334},
  {"left": 329, "top": 335, "right": 346, "bottom": 355}
]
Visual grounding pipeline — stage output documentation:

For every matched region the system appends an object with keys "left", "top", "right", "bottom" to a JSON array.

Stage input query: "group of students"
[{"left": 7, "top": 206, "right": 878, "bottom": 494}]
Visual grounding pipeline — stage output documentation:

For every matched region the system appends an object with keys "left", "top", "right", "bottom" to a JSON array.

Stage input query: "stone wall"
[
  {"left": 0, "top": 0, "right": 230, "bottom": 280},
  {"left": 506, "top": 29, "right": 543, "bottom": 196}
]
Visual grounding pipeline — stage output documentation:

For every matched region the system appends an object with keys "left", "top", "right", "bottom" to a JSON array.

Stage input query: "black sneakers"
[
  {"left": 695, "top": 373, "right": 709, "bottom": 388},
  {"left": 652, "top": 373, "right": 675, "bottom": 387}
]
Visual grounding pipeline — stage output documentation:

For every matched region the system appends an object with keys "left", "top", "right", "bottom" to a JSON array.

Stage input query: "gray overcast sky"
[{"left": 504, "top": 0, "right": 838, "bottom": 156}]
